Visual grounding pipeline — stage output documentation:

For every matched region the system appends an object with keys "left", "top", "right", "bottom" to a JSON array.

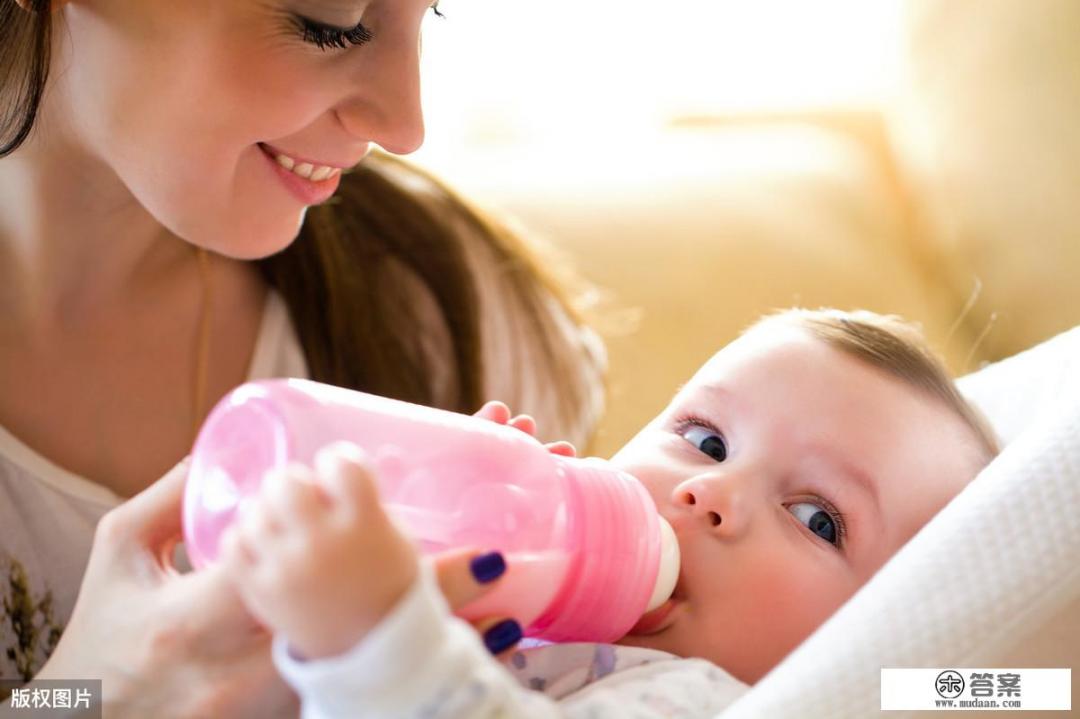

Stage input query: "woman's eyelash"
[
  {"left": 292, "top": 15, "right": 374, "bottom": 51},
  {"left": 291, "top": 4, "right": 447, "bottom": 52}
]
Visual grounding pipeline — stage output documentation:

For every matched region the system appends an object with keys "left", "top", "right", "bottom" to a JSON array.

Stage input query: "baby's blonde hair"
[{"left": 751, "top": 308, "right": 1000, "bottom": 467}]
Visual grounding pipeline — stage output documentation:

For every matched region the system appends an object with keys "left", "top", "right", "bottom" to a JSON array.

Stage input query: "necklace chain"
[{"left": 192, "top": 246, "right": 211, "bottom": 445}]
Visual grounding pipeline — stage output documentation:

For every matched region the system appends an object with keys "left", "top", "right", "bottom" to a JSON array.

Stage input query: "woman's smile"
[{"left": 258, "top": 142, "right": 343, "bottom": 205}]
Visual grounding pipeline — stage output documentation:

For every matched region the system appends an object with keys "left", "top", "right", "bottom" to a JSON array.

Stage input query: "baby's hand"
[
  {"left": 219, "top": 441, "right": 418, "bottom": 660},
  {"left": 473, "top": 400, "right": 577, "bottom": 457}
]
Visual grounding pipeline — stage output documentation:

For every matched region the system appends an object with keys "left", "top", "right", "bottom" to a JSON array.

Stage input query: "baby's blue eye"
[
  {"left": 789, "top": 502, "right": 838, "bottom": 546},
  {"left": 681, "top": 424, "right": 728, "bottom": 462}
]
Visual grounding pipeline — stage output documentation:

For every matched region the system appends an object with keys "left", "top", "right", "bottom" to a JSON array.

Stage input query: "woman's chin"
[{"left": 205, "top": 214, "right": 307, "bottom": 260}]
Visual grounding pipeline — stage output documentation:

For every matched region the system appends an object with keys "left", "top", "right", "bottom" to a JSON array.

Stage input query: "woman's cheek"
[{"left": 228, "top": 76, "right": 312, "bottom": 144}]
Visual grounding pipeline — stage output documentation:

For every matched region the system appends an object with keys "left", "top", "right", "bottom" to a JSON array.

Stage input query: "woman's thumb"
[{"left": 104, "top": 455, "right": 192, "bottom": 556}]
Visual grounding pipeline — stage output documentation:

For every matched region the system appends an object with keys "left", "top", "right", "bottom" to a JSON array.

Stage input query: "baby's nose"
[
  {"left": 678, "top": 489, "right": 723, "bottom": 527},
  {"left": 671, "top": 476, "right": 745, "bottom": 536}
]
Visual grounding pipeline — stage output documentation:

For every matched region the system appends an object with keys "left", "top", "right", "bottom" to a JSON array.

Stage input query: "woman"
[{"left": 0, "top": 0, "right": 605, "bottom": 715}]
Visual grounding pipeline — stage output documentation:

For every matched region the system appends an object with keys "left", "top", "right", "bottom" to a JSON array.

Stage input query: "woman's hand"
[
  {"left": 473, "top": 400, "right": 577, "bottom": 458},
  {"left": 432, "top": 547, "right": 523, "bottom": 658},
  {"left": 35, "top": 459, "right": 299, "bottom": 718}
]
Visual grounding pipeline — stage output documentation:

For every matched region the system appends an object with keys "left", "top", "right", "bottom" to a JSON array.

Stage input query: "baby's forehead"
[
  {"left": 693, "top": 324, "right": 838, "bottom": 381},
  {"left": 682, "top": 326, "right": 970, "bottom": 441},
  {"left": 683, "top": 323, "right": 988, "bottom": 485}
]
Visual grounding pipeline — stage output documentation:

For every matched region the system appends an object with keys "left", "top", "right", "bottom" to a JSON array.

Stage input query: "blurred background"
[{"left": 411, "top": 0, "right": 1080, "bottom": 456}]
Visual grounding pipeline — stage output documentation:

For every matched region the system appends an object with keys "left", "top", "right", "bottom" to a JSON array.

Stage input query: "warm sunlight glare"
[{"left": 416, "top": 0, "right": 903, "bottom": 161}]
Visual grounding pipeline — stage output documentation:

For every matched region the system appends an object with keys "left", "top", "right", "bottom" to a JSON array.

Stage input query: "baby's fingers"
[
  {"left": 544, "top": 441, "right": 577, "bottom": 457},
  {"left": 313, "top": 441, "right": 382, "bottom": 519},
  {"left": 474, "top": 402, "right": 543, "bottom": 441},
  {"left": 473, "top": 401, "right": 511, "bottom": 424},
  {"left": 508, "top": 414, "right": 537, "bottom": 437},
  {"left": 261, "top": 463, "right": 329, "bottom": 527}
]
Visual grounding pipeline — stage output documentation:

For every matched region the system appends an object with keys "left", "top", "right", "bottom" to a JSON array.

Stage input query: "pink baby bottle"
[{"left": 182, "top": 378, "right": 680, "bottom": 643}]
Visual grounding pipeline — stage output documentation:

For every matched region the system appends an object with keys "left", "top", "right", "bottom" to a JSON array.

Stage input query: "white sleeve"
[
  {"left": 272, "top": 560, "right": 560, "bottom": 719},
  {"left": 273, "top": 562, "right": 747, "bottom": 719}
]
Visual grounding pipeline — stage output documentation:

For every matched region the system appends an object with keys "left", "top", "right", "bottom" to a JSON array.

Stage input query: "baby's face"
[{"left": 611, "top": 324, "right": 986, "bottom": 683}]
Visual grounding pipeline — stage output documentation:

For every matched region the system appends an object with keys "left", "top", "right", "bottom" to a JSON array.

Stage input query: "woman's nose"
[
  {"left": 336, "top": 31, "right": 426, "bottom": 155},
  {"left": 670, "top": 475, "right": 747, "bottom": 536}
]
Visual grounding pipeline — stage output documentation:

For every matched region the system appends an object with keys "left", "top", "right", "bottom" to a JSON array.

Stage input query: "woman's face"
[{"left": 52, "top": 0, "right": 435, "bottom": 257}]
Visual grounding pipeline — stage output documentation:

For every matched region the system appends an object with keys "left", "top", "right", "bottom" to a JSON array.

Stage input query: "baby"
[{"left": 220, "top": 308, "right": 999, "bottom": 718}]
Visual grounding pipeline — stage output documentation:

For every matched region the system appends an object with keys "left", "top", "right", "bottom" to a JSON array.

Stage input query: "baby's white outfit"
[{"left": 274, "top": 563, "right": 750, "bottom": 719}]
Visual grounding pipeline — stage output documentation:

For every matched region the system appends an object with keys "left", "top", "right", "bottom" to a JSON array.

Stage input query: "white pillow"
[{"left": 717, "top": 326, "right": 1080, "bottom": 717}]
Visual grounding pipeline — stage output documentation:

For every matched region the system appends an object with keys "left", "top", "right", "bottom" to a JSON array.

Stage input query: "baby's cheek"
[
  {"left": 751, "top": 561, "right": 844, "bottom": 630},
  {"left": 697, "top": 555, "right": 856, "bottom": 682}
]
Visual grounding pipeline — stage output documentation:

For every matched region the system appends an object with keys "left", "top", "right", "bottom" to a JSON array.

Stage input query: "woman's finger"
[
  {"left": 472, "top": 616, "right": 523, "bottom": 658},
  {"left": 433, "top": 548, "right": 507, "bottom": 611},
  {"left": 171, "top": 560, "right": 270, "bottom": 652},
  {"left": 98, "top": 455, "right": 192, "bottom": 571}
]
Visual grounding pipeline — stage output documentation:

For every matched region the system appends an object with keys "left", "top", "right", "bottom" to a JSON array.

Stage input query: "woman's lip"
[
  {"left": 258, "top": 141, "right": 351, "bottom": 170},
  {"left": 626, "top": 598, "right": 682, "bottom": 636},
  {"left": 260, "top": 144, "right": 341, "bottom": 206}
]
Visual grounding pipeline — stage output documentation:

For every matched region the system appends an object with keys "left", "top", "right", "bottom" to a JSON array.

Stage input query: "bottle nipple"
[{"left": 644, "top": 515, "right": 681, "bottom": 611}]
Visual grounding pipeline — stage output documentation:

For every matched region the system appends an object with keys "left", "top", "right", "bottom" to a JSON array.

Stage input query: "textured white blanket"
[{"left": 718, "top": 326, "right": 1080, "bottom": 717}]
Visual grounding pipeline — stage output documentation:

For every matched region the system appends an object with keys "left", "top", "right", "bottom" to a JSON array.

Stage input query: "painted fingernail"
[
  {"left": 470, "top": 551, "right": 506, "bottom": 584},
  {"left": 483, "top": 619, "right": 522, "bottom": 654}
]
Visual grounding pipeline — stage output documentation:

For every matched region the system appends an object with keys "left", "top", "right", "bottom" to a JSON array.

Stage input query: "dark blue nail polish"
[
  {"left": 483, "top": 619, "right": 522, "bottom": 654},
  {"left": 470, "top": 551, "right": 506, "bottom": 584}
]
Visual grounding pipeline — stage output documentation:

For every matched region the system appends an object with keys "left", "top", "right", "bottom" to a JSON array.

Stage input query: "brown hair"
[
  {"left": 756, "top": 308, "right": 1000, "bottom": 465},
  {"left": 0, "top": 1, "right": 51, "bottom": 158},
  {"left": 258, "top": 151, "right": 600, "bottom": 427},
  {"left": 0, "top": 2, "right": 603, "bottom": 441}
]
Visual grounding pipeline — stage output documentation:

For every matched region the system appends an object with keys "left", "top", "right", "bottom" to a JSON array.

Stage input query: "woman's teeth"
[{"left": 271, "top": 150, "right": 340, "bottom": 182}]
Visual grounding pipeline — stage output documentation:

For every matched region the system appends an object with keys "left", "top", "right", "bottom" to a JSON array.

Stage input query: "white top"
[
  {"left": 0, "top": 289, "right": 308, "bottom": 685},
  {"left": 274, "top": 561, "right": 749, "bottom": 719},
  {"left": 0, "top": 263, "right": 607, "bottom": 687}
]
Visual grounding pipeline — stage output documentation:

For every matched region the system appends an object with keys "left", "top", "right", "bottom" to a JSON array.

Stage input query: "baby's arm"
[{"left": 221, "top": 442, "right": 745, "bottom": 718}]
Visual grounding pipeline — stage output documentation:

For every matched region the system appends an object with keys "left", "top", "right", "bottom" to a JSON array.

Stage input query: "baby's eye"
[
  {"left": 789, "top": 502, "right": 840, "bottom": 547},
  {"left": 680, "top": 423, "right": 728, "bottom": 462}
]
